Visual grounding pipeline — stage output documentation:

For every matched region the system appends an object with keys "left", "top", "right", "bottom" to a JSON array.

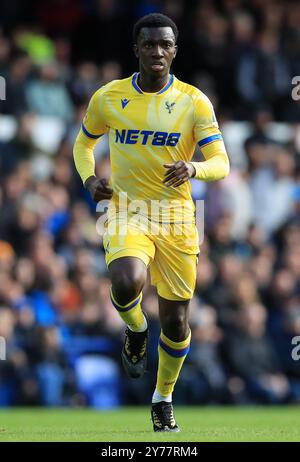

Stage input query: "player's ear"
[
  {"left": 173, "top": 45, "right": 178, "bottom": 59},
  {"left": 133, "top": 44, "right": 139, "bottom": 58}
]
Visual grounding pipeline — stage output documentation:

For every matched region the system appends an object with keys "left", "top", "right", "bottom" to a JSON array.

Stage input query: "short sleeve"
[
  {"left": 193, "top": 93, "right": 223, "bottom": 148},
  {"left": 81, "top": 89, "right": 108, "bottom": 139}
]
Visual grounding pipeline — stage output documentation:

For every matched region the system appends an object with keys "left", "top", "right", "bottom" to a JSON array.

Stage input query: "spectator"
[
  {"left": 224, "top": 303, "right": 291, "bottom": 403},
  {"left": 26, "top": 61, "right": 74, "bottom": 122},
  {"left": 0, "top": 50, "right": 32, "bottom": 116}
]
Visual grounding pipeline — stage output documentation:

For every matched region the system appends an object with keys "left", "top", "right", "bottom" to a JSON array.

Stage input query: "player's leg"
[
  {"left": 151, "top": 296, "right": 191, "bottom": 432},
  {"left": 108, "top": 256, "right": 148, "bottom": 332},
  {"left": 103, "top": 213, "right": 155, "bottom": 378},
  {"left": 104, "top": 215, "right": 154, "bottom": 325},
  {"left": 149, "top": 221, "right": 198, "bottom": 431},
  {"left": 108, "top": 256, "right": 150, "bottom": 379},
  {"left": 156, "top": 296, "right": 191, "bottom": 398}
]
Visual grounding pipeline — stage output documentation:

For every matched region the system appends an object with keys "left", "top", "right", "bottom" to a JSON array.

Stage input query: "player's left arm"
[
  {"left": 163, "top": 93, "right": 230, "bottom": 188},
  {"left": 190, "top": 93, "right": 230, "bottom": 181}
]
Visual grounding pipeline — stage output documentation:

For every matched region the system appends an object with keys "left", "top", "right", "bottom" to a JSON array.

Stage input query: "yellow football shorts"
[{"left": 103, "top": 213, "right": 199, "bottom": 301}]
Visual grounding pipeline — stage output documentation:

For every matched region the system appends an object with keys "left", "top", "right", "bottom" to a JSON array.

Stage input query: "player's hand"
[
  {"left": 163, "top": 161, "right": 196, "bottom": 188},
  {"left": 84, "top": 176, "right": 113, "bottom": 202}
]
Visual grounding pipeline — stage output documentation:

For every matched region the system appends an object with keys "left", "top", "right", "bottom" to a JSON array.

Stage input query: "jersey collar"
[{"left": 131, "top": 72, "right": 174, "bottom": 95}]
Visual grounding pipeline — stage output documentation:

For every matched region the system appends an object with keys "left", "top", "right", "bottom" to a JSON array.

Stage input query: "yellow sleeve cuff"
[{"left": 73, "top": 128, "right": 99, "bottom": 184}]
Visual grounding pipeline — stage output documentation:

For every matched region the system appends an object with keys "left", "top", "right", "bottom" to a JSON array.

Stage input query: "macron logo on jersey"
[
  {"left": 121, "top": 98, "right": 130, "bottom": 109},
  {"left": 115, "top": 129, "right": 181, "bottom": 146}
]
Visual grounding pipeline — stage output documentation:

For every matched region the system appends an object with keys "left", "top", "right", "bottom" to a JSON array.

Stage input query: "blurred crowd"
[{"left": 0, "top": 0, "right": 300, "bottom": 407}]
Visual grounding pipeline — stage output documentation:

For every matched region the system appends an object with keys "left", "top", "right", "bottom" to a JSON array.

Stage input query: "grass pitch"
[{"left": 0, "top": 406, "right": 299, "bottom": 442}]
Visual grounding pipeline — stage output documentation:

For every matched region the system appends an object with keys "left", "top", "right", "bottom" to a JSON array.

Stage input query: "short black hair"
[{"left": 133, "top": 13, "right": 178, "bottom": 43}]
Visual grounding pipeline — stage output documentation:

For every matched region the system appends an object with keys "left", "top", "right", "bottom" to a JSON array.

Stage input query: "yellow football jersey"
[{"left": 74, "top": 73, "right": 228, "bottom": 222}]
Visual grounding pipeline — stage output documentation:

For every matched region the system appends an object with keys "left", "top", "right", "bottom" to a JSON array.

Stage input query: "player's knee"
[
  {"left": 111, "top": 270, "right": 145, "bottom": 305},
  {"left": 162, "top": 312, "right": 189, "bottom": 342}
]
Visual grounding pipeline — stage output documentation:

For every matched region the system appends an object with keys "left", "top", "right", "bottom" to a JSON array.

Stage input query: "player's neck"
[{"left": 137, "top": 71, "right": 170, "bottom": 93}]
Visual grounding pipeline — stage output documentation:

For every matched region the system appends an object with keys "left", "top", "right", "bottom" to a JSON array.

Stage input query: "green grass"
[{"left": 0, "top": 406, "right": 299, "bottom": 442}]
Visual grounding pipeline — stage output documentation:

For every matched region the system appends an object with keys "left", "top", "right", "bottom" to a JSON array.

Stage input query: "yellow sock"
[
  {"left": 110, "top": 288, "right": 145, "bottom": 332},
  {"left": 156, "top": 330, "right": 191, "bottom": 397}
]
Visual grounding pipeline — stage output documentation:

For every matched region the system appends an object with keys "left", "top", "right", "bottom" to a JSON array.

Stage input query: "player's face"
[{"left": 134, "top": 27, "right": 177, "bottom": 78}]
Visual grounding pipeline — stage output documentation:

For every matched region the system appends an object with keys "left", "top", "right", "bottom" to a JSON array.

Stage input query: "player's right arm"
[{"left": 73, "top": 89, "right": 113, "bottom": 202}]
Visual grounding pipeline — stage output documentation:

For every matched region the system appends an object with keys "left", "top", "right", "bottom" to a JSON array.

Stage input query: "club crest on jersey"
[
  {"left": 121, "top": 98, "right": 130, "bottom": 109},
  {"left": 165, "top": 101, "right": 175, "bottom": 114}
]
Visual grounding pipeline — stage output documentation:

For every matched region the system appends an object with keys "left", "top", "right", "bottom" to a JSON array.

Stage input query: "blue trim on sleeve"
[
  {"left": 82, "top": 123, "right": 103, "bottom": 139},
  {"left": 157, "top": 74, "right": 173, "bottom": 94},
  {"left": 198, "top": 134, "right": 223, "bottom": 147}
]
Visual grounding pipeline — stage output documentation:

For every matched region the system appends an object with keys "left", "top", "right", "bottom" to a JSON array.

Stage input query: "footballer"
[{"left": 73, "top": 13, "right": 230, "bottom": 432}]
